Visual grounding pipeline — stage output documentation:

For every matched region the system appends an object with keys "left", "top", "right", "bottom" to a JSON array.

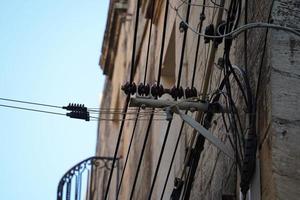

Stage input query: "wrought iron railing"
[{"left": 57, "top": 156, "right": 119, "bottom": 200}]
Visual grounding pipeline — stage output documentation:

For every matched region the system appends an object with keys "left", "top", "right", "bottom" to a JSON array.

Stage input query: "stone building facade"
[{"left": 92, "top": 0, "right": 300, "bottom": 199}]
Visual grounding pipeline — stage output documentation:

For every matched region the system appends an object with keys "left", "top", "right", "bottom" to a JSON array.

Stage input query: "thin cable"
[
  {"left": 160, "top": 121, "right": 184, "bottom": 199},
  {"left": 191, "top": 1, "right": 206, "bottom": 87},
  {"left": 147, "top": 0, "right": 192, "bottom": 198},
  {"left": 0, "top": 97, "right": 62, "bottom": 109},
  {"left": 244, "top": 0, "right": 248, "bottom": 74},
  {"left": 178, "top": 0, "right": 227, "bottom": 11},
  {"left": 176, "top": 0, "right": 192, "bottom": 88},
  {"left": 210, "top": 0, "right": 222, "bottom": 7},
  {"left": 0, "top": 97, "right": 146, "bottom": 113},
  {"left": 103, "top": 97, "right": 130, "bottom": 200},
  {"left": 161, "top": 1, "right": 207, "bottom": 198},
  {"left": 256, "top": 0, "right": 274, "bottom": 107},
  {"left": 129, "top": 111, "right": 154, "bottom": 199},
  {"left": 147, "top": 121, "right": 171, "bottom": 200},
  {"left": 182, "top": 2, "right": 230, "bottom": 197},
  {"left": 103, "top": 0, "right": 142, "bottom": 198},
  {"left": 116, "top": 0, "right": 156, "bottom": 196},
  {"left": 0, "top": 104, "right": 66, "bottom": 116},
  {"left": 156, "top": 0, "right": 169, "bottom": 86},
  {"left": 143, "top": 7, "right": 155, "bottom": 85},
  {"left": 170, "top": 4, "right": 300, "bottom": 38},
  {"left": 115, "top": 107, "right": 140, "bottom": 197},
  {"left": 129, "top": 1, "right": 170, "bottom": 199},
  {"left": 0, "top": 103, "right": 166, "bottom": 122},
  {"left": 129, "top": 0, "right": 142, "bottom": 83}
]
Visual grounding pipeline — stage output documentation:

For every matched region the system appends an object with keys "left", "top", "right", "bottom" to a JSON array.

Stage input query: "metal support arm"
[
  {"left": 129, "top": 97, "right": 234, "bottom": 159},
  {"left": 172, "top": 106, "right": 234, "bottom": 160},
  {"left": 129, "top": 97, "right": 209, "bottom": 112}
]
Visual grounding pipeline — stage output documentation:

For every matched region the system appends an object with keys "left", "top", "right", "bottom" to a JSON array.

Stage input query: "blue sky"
[{"left": 0, "top": 0, "right": 109, "bottom": 199}]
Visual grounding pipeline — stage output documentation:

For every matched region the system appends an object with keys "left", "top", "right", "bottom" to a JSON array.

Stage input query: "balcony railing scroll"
[{"left": 57, "top": 156, "right": 120, "bottom": 200}]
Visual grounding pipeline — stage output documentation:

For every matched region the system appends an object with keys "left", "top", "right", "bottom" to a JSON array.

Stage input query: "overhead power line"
[
  {"left": 0, "top": 97, "right": 62, "bottom": 109},
  {"left": 116, "top": 0, "right": 157, "bottom": 198},
  {"left": 129, "top": 0, "right": 170, "bottom": 199},
  {"left": 103, "top": 0, "right": 143, "bottom": 199},
  {"left": 0, "top": 102, "right": 167, "bottom": 122},
  {"left": 170, "top": 2, "right": 300, "bottom": 38},
  {"left": 0, "top": 104, "right": 65, "bottom": 116}
]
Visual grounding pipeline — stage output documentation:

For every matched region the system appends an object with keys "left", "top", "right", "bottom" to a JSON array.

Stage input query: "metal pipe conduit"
[{"left": 129, "top": 97, "right": 209, "bottom": 112}]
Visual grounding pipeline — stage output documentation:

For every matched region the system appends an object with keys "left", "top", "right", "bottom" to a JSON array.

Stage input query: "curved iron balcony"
[{"left": 57, "top": 156, "right": 120, "bottom": 200}]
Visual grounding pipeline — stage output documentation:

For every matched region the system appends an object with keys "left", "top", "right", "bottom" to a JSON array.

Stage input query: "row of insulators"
[
  {"left": 66, "top": 111, "right": 90, "bottom": 121},
  {"left": 63, "top": 103, "right": 87, "bottom": 112},
  {"left": 121, "top": 82, "right": 198, "bottom": 99},
  {"left": 62, "top": 103, "right": 90, "bottom": 121}
]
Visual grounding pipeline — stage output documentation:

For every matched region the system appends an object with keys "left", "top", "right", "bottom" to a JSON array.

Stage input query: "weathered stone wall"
[
  {"left": 268, "top": 0, "right": 300, "bottom": 199},
  {"left": 95, "top": 0, "right": 300, "bottom": 199}
]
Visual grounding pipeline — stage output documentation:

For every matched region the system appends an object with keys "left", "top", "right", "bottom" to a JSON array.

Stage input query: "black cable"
[
  {"left": 239, "top": 2, "right": 274, "bottom": 197},
  {"left": 182, "top": 1, "right": 237, "bottom": 198},
  {"left": 129, "top": 111, "right": 154, "bottom": 199},
  {"left": 147, "top": 121, "right": 171, "bottom": 200},
  {"left": 181, "top": 153, "right": 193, "bottom": 199},
  {"left": 147, "top": 1, "right": 192, "bottom": 199},
  {"left": 183, "top": 78, "right": 227, "bottom": 200},
  {"left": 0, "top": 97, "right": 62, "bottom": 109},
  {"left": 244, "top": 0, "right": 248, "bottom": 74},
  {"left": 116, "top": 0, "right": 156, "bottom": 197},
  {"left": 223, "top": 11, "right": 242, "bottom": 172},
  {"left": 210, "top": 0, "right": 222, "bottom": 7},
  {"left": 129, "top": 0, "right": 142, "bottom": 84},
  {"left": 0, "top": 102, "right": 165, "bottom": 122},
  {"left": 160, "top": 1, "right": 207, "bottom": 198},
  {"left": 115, "top": 107, "right": 140, "bottom": 198},
  {"left": 0, "top": 104, "right": 66, "bottom": 116},
  {"left": 143, "top": 4, "right": 155, "bottom": 85},
  {"left": 255, "top": 0, "right": 274, "bottom": 107},
  {"left": 160, "top": 121, "right": 184, "bottom": 199},
  {"left": 129, "top": 1, "right": 169, "bottom": 199},
  {"left": 224, "top": 69, "right": 242, "bottom": 171},
  {"left": 191, "top": 5, "right": 206, "bottom": 88},
  {"left": 103, "top": 0, "right": 142, "bottom": 198},
  {"left": 156, "top": 0, "right": 169, "bottom": 86},
  {"left": 103, "top": 96, "right": 130, "bottom": 200},
  {"left": 176, "top": 0, "right": 192, "bottom": 88}
]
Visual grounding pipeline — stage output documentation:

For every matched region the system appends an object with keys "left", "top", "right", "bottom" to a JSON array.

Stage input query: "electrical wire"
[
  {"left": 210, "top": 0, "right": 223, "bottom": 7},
  {"left": 256, "top": 0, "right": 275, "bottom": 108},
  {"left": 178, "top": 0, "right": 228, "bottom": 11},
  {"left": 103, "top": 0, "right": 142, "bottom": 199},
  {"left": 101, "top": 0, "right": 280, "bottom": 198},
  {"left": 0, "top": 102, "right": 167, "bottom": 122},
  {"left": 169, "top": 3, "right": 300, "bottom": 39},
  {"left": 129, "top": 1, "right": 170, "bottom": 199},
  {"left": 147, "top": 0, "right": 193, "bottom": 198},
  {"left": 0, "top": 97, "right": 161, "bottom": 114},
  {"left": 160, "top": 1, "right": 209, "bottom": 198},
  {"left": 0, "top": 104, "right": 66, "bottom": 116},
  {"left": 116, "top": 0, "right": 157, "bottom": 197},
  {"left": 0, "top": 97, "right": 62, "bottom": 109},
  {"left": 180, "top": 1, "right": 243, "bottom": 198},
  {"left": 244, "top": 0, "right": 248, "bottom": 74}
]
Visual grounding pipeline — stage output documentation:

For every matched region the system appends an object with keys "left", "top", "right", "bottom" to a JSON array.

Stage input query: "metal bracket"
[
  {"left": 171, "top": 106, "right": 234, "bottom": 160},
  {"left": 129, "top": 97, "right": 209, "bottom": 112},
  {"left": 129, "top": 97, "right": 234, "bottom": 159}
]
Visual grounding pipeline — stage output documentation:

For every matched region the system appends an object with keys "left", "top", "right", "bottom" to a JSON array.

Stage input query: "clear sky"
[{"left": 0, "top": 0, "right": 109, "bottom": 199}]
